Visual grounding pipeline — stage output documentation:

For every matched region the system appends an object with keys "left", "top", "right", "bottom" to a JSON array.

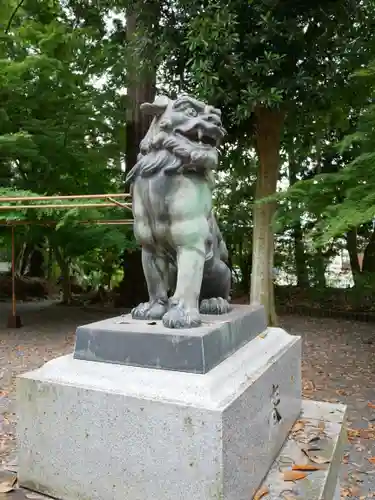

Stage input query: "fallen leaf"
[
  {"left": 347, "top": 428, "right": 360, "bottom": 441},
  {"left": 368, "top": 402, "right": 375, "bottom": 409},
  {"left": 336, "top": 389, "right": 348, "bottom": 396},
  {"left": 302, "top": 379, "right": 315, "bottom": 393},
  {"left": 292, "top": 420, "right": 305, "bottom": 432},
  {"left": 283, "top": 470, "right": 307, "bottom": 481},
  {"left": 309, "top": 455, "right": 330, "bottom": 465},
  {"left": 318, "top": 421, "right": 325, "bottom": 432},
  {"left": 253, "top": 485, "right": 269, "bottom": 499},
  {"left": 307, "top": 435, "right": 321, "bottom": 444},
  {"left": 341, "top": 486, "right": 351, "bottom": 497},
  {"left": 301, "top": 446, "right": 321, "bottom": 459},
  {"left": 360, "top": 429, "right": 370, "bottom": 439},
  {"left": 0, "top": 474, "right": 17, "bottom": 493},
  {"left": 368, "top": 457, "right": 375, "bottom": 464},
  {"left": 292, "top": 464, "right": 321, "bottom": 471}
]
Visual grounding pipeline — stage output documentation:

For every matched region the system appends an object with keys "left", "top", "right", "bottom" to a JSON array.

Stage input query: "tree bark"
[
  {"left": 54, "top": 246, "right": 72, "bottom": 304},
  {"left": 288, "top": 153, "right": 309, "bottom": 288},
  {"left": 362, "top": 229, "right": 375, "bottom": 273},
  {"left": 293, "top": 223, "right": 309, "bottom": 288},
  {"left": 312, "top": 250, "right": 326, "bottom": 288},
  {"left": 28, "top": 247, "right": 45, "bottom": 277},
  {"left": 250, "top": 106, "right": 285, "bottom": 325},
  {"left": 125, "top": 7, "right": 157, "bottom": 174},
  {"left": 19, "top": 243, "right": 32, "bottom": 275},
  {"left": 117, "top": 4, "right": 158, "bottom": 308},
  {"left": 346, "top": 229, "right": 361, "bottom": 287}
]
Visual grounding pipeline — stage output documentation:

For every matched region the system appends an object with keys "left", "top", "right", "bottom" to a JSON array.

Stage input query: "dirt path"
[
  {"left": 0, "top": 304, "right": 374, "bottom": 498},
  {"left": 282, "top": 315, "right": 375, "bottom": 499}
]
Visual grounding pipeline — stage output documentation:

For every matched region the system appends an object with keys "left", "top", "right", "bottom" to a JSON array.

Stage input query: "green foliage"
[
  {"left": 271, "top": 62, "right": 375, "bottom": 247},
  {"left": 153, "top": 0, "right": 375, "bottom": 136},
  {"left": 0, "top": 0, "right": 132, "bottom": 288},
  {"left": 2, "top": 0, "right": 375, "bottom": 299}
]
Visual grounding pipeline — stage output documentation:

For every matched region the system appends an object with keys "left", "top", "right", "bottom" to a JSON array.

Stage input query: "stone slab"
[
  {"left": 74, "top": 303, "right": 267, "bottom": 373},
  {"left": 17, "top": 326, "right": 301, "bottom": 500},
  {"left": 257, "top": 400, "right": 347, "bottom": 500}
]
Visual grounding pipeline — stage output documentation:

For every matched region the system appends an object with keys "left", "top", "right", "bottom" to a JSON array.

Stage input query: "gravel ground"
[{"left": 0, "top": 302, "right": 374, "bottom": 499}]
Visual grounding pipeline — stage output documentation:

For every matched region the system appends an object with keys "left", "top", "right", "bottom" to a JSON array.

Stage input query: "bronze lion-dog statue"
[{"left": 126, "top": 95, "right": 232, "bottom": 328}]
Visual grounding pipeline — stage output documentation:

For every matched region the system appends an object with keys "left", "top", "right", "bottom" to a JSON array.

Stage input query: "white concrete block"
[
  {"left": 17, "top": 327, "right": 301, "bottom": 500},
  {"left": 258, "top": 400, "right": 347, "bottom": 500}
]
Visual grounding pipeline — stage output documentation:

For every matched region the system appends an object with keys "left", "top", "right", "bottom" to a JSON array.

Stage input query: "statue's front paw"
[
  {"left": 200, "top": 297, "right": 231, "bottom": 315},
  {"left": 162, "top": 299, "right": 201, "bottom": 329},
  {"left": 131, "top": 302, "right": 151, "bottom": 319},
  {"left": 132, "top": 300, "right": 167, "bottom": 320}
]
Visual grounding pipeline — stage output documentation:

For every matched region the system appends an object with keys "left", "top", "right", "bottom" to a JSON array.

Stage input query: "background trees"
[{"left": 1, "top": 0, "right": 375, "bottom": 322}]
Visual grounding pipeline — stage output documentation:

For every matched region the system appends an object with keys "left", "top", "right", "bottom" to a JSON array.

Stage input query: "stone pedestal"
[
  {"left": 259, "top": 400, "right": 347, "bottom": 499},
  {"left": 17, "top": 306, "right": 302, "bottom": 500},
  {"left": 74, "top": 304, "right": 268, "bottom": 373},
  {"left": 16, "top": 305, "right": 344, "bottom": 499}
]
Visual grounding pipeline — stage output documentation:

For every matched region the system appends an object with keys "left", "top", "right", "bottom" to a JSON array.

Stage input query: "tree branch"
[{"left": 5, "top": 0, "right": 26, "bottom": 34}]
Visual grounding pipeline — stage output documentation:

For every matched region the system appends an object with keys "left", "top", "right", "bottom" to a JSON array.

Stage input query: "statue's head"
[{"left": 126, "top": 95, "right": 226, "bottom": 183}]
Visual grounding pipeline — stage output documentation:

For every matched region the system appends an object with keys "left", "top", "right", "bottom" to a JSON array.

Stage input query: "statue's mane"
[{"left": 125, "top": 131, "right": 217, "bottom": 185}]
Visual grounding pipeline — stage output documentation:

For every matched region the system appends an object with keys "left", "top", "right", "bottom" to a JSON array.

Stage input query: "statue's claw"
[
  {"left": 162, "top": 299, "right": 201, "bottom": 329},
  {"left": 131, "top": 300, "right": 168, "bottom": 320},
  {"left": 199, "top": 297, "right": 231, "bottom": 315}
]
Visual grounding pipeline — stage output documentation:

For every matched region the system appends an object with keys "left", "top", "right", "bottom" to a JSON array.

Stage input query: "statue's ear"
[{"left": 140, "top": 95, "right": 169, "bottom": 116}]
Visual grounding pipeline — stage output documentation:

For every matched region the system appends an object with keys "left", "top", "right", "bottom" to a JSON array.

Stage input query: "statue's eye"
[{"left": 185, "top": 107, "right": 197, "bottom": 117}]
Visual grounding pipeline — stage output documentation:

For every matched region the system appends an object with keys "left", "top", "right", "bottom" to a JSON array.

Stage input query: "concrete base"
[
  {"left": 74, "top": 304, "right": 267, "bottom": 373},
  {"left": 17, "top": 327, "right": 301, "bottom": 500},
  {"left": 258, "top": 400, "right": 347, "bottom": 499}
]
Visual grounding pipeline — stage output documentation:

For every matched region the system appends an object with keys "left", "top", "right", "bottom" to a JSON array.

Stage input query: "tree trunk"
[
  {"left": 28, "top": 247, "right": 45, "bottom": 277},
  {"left": 117, "top": 5, "right": 158, "bottom": 308},
  {"left": 54, "top": 247, "right": 72, "bottom": 304},
  {"left": 289, "top": 153, "right": 309, "bottom": 288},
  {"left": 362, "top": 230, "right": 375, "bottom": 273},
  {"left": 313, "top": 250, "right": 326, "bottom": 288},
  {"left": 125, "top": 7, "right": 157, "bottom": 174},
  {"left": 346, "top": 229, "right": 361, "bottom": 287},
  {"left": 114, "top": 249, "right": 148, "bottom": 308},
  {"left": 250, "top": 106, "right": 285, "bottom": 325},
  {"left": 19, "top": 243, "right": 32, "bottom": 275},
  {"left": 293, "top": 222, "right": 309, "bottom": 288}
]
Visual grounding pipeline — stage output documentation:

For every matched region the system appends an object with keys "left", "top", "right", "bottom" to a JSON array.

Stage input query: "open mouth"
[{"left": 177, "top": 127, "right": 219, "bottom": 147}]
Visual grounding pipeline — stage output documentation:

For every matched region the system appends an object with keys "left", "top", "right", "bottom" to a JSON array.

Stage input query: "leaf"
[
  {"left": 307, "top": 435, "right": 321, "bottom": 444},
  {"left": 308, "top": 455, "right": 331, "bottom": 465},
  {"left": 292, "top": 464, "right": 322, "bottom": 471},
  {"left": 367, "top": 457, "right": 375, "bottom": 464},
  {"left": 292, "top": 420, "right": 305, "bottom": 432},
  {"left": 283, "top": 470, "right": 307, "bottom": 481},
  {"left": 318, "top": 421, "right": 326, "bottom": 432},
  {"left": 0, "top": 474, "right": 17, "bottom": 493},
  {"left": 368, "top": 402, "right": 375, "bottom": 409},
  {"left": 253, "top": 485, "right": 269, "bottom": 499}
]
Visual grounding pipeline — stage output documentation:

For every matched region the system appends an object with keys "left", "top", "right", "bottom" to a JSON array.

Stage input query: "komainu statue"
[{"left": 126, "top": 95, "right": 232, "bottom": 328}]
